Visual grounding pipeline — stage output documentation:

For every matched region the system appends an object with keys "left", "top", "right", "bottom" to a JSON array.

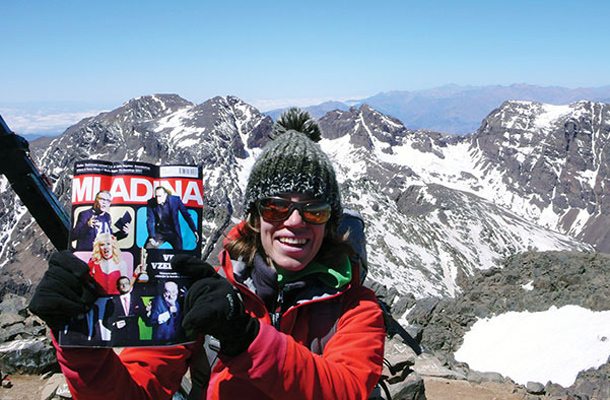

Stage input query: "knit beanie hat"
[{"left": 245, "top": 108, "right": 342, "bottom": 231}]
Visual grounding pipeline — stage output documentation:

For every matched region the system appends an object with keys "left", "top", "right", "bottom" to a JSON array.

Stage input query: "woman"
[
  {"left": 29, "top": 108, "right": 385, "bottom": 400},
  {"left": 88, "top": 233, "right": 132, "bottom": 295},
  {"left": 82, "top": 233, "right": 132, "bottom": 341}
]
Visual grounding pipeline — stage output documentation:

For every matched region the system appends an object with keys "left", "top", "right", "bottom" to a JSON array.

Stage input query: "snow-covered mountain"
[
  {"left": 316, "top": 103, "right": 597, "bottom": 296},
  {"left": 333, "top": 100, "right": 610, "bottom": 251},
  {"left": 0, "top": 94, "right": 604, "bottom": 299},
  {"left": 471, "top": 101, "right": 610, "bottom": 252}
]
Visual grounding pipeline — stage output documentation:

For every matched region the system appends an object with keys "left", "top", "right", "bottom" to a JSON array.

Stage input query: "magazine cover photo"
[{"left": 59, "top": 160, "right": 204, "bottom": 348}]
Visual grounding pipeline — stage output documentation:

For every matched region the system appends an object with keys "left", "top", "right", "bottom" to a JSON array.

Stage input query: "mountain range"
[
  {"left": 4, "top": 84, "right": 610, "bottom": 140},
  {"left": 267, "top": 84, "right": 610, "bottom": 135},
  {"left": 1, "top": 93, "right": 607, "bottom": 301}
]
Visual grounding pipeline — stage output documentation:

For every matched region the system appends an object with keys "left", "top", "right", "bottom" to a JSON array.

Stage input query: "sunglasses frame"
[{"left": 257, "top": 197, "right": 332, "bottom": 225}]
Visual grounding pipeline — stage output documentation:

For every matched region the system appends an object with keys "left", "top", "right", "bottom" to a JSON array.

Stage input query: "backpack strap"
[
  {"left": 337, "top": 208, "right": 368, "bottom": 284},
  {"left": 379, "top": 301, "right": 422, "bottom": 355}
]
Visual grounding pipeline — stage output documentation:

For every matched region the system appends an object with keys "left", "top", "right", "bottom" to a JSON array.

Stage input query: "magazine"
[{"left": 59, "top": 160, "right": 204, "bottom": 347}]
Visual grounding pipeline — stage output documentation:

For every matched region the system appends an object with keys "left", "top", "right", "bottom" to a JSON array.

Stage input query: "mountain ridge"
[{"left": 266, "top": 84, "right": 610, "bottom": 135}]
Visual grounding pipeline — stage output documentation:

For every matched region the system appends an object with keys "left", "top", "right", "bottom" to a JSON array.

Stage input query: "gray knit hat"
[{"left": 245, "top": 109, "right": 342, "bottom": 230}]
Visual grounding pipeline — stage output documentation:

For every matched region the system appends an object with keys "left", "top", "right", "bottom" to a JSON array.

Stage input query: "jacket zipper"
[{"left": 272, "top": 288, "right": 284, "bottom": 329}]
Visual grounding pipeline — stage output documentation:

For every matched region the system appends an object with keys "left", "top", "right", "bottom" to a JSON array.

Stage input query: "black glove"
[
  {"left": 171, "top": 254, "right": 217, "bottom": 280},
  {"left": 29, "top": 251, "right": 99, "bottom": 331},
  {"left": 172, "top": 255, "right": 259, "bottom": 357}
]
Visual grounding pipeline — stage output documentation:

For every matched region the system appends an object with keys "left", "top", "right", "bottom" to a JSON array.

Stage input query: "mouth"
[{"left": 277, "top": 237, "right": 309, "bottom": 247}]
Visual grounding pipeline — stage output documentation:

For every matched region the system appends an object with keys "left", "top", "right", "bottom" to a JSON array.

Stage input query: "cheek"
[{"left": 259, "top": 219, "right": 275, "bottom": 254}]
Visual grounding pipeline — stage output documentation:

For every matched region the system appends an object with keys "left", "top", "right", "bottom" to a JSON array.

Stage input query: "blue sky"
[{"left": 2, "top": 0, "right": 609, "bottom": 133}]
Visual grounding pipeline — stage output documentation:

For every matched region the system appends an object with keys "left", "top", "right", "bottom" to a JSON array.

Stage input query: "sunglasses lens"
[
  {"left": 258, "top": 198, "right": 332, "bottom": 224},
  {"left": 258, "top": 198, "right": 291, "bottom": 221},
  {"left": 302, "top": 203, "right": 332, "bottom": 224}
]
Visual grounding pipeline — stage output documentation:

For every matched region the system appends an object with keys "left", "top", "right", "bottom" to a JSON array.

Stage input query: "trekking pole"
[{"left": 0, "top": 114, "right": 70, "bottom": 250}]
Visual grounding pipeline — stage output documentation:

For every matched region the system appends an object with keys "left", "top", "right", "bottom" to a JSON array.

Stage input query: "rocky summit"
[{"left": 406, "top": 250, "right": 610, "bottom": 399}]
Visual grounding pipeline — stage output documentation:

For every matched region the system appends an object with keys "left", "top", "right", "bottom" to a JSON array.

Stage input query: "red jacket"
[{"left": 54, "top": 231, "right": 385, "bottom": 399}]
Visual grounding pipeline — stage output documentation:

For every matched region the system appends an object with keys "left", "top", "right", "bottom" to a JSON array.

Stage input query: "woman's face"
[
  {"left": 259, "top": 193, "right": 326, "bottom": 271},
  {"left": 99, "top": 239, "right": 113, "bottom": 260}
]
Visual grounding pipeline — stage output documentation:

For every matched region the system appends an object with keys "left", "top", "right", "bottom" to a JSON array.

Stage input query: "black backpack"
[{"left": 338, "top": 209, "right": 422, "bottom": 400}]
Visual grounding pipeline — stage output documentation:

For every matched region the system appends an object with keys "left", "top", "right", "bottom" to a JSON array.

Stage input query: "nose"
[{"left": 283, "top": 209, "right": 306, "bottom": 227}]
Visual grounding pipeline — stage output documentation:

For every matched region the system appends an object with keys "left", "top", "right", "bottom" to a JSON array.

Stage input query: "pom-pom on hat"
[{"left": 245, "top": 108, "right": 342, "bottom": 230}]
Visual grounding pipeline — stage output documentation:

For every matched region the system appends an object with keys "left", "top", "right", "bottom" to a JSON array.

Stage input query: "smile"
[{"left": 278, "top": 237, "right": 308, "bottom": 245}]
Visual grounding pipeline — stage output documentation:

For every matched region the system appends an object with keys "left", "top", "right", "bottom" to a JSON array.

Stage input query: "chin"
[{"left": 275, "top": 258, "right": 309, "bottom": 271}]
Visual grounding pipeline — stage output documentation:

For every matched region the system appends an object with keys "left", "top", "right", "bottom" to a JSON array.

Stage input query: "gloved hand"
[
  {"left": 172, "top": 255, "right": 259, "bottom": 357},
  {"left": 29, "top": 251, "right": 99, "bottom": 332}
]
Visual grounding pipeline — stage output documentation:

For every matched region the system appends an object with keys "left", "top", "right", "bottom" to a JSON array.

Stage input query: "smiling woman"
[{"left": 208, "top": 108, "right": 385, "bottom": 398}]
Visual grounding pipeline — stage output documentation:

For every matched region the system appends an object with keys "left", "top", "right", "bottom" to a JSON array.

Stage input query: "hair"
[
  {"left": 93, "top": 190, "right": 112, "bottom": 209},
  {"left": 225, "top": 207, "right": 353, "bottom": 268},
  {"left": 155, "top": 186, "right": 172, "bottom": 195},
  {"left": 116, "top": 275, "right": 131, "bottom": 290},
  {"left": 90, "top": 233, "right": 122, "bottom": 264}
]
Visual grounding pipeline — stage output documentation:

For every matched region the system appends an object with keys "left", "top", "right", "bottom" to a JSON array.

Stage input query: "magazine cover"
[{"left": 59, "top": 160, "right": 204, "bottom": 348}]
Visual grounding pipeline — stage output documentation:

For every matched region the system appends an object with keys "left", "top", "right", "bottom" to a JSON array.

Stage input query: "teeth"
[{"left": 278, "top": 237, "right": 307, "bottom": 245}]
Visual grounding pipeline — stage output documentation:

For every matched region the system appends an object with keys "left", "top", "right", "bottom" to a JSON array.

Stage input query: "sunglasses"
[{"left": 257, "top": 197, "right": 332, "bottom": 225}]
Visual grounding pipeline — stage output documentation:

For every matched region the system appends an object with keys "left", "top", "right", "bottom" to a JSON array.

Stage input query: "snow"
[
  {"left": 0, "top": 204, "right": 29, "bottom": 267},
  {"left": 176, "top": 138, "right": 199, "bottom": 148},
  {"left": 454, "top": 305, "right": 610, "bottom": 387},
  {"left": 235, "top": 147, "right": 261, "bottom": 192},
  {"left": 521, "top": 280, "right": 534, "bottom": 291},
  {"left": 320, "top": 136, "right": 368, "bottom": 182},
  {"left": 533, "top": 106, "right": 564, "bottom": 129},
  {"left": 564, "top": 208, "right": 593, "bottom": 236}
]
